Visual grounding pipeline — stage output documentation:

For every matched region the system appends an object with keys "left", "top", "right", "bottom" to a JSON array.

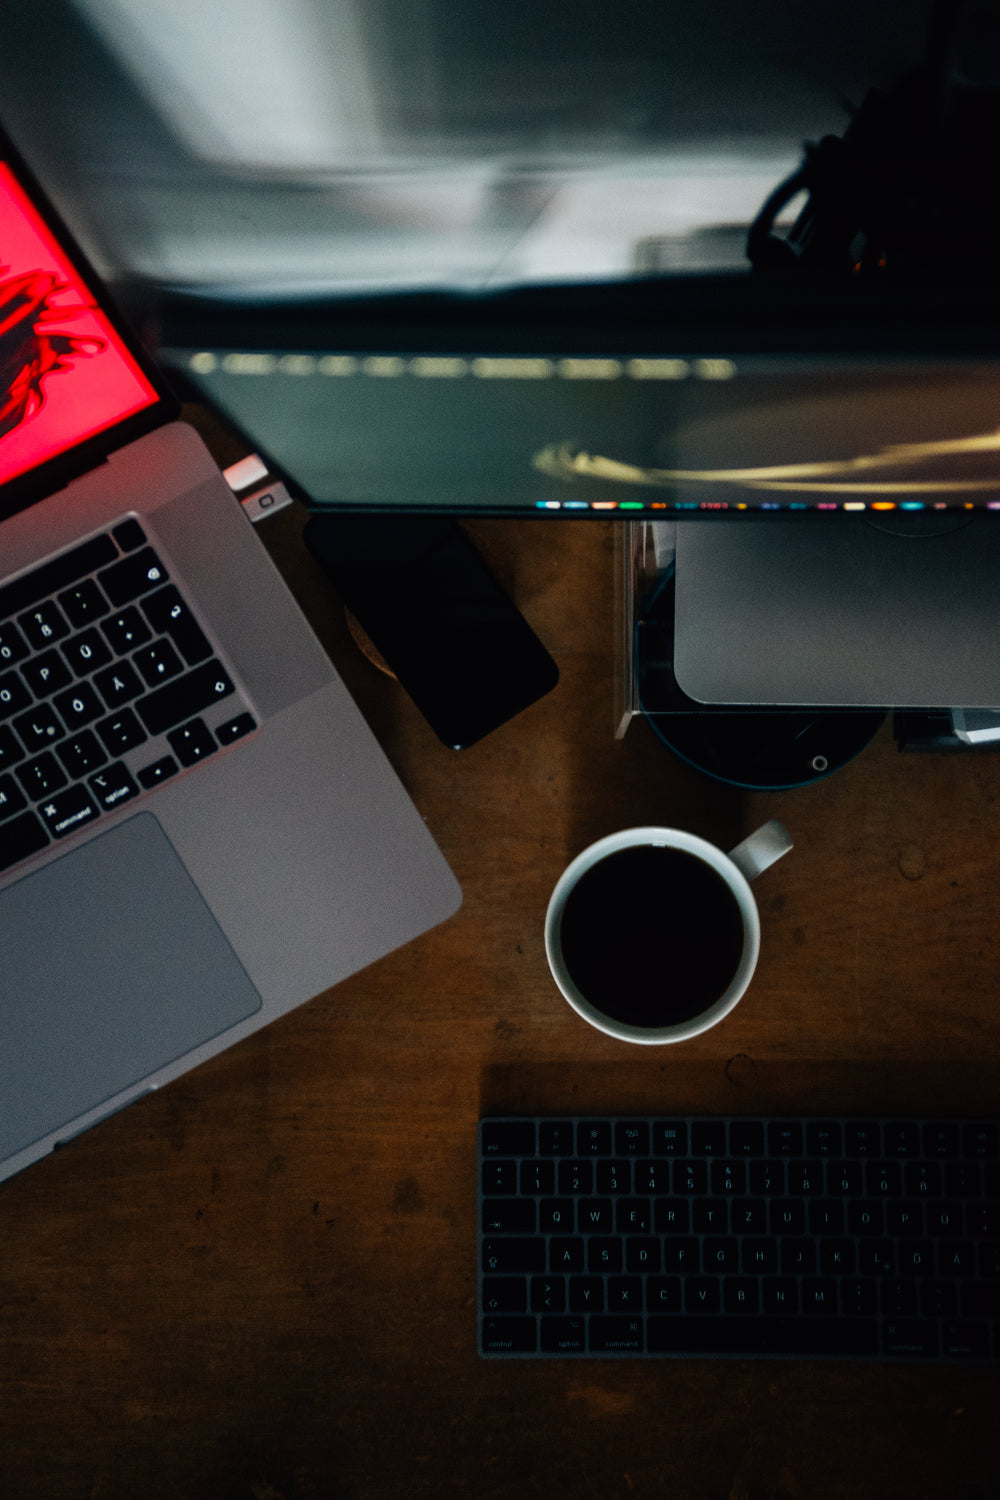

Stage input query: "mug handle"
[{"left": 729, "top": 819, "right": 793, "bottom": 882}]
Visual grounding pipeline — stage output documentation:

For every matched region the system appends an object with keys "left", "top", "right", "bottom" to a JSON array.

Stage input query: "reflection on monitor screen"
[{"left": 166, "top": 342, "right": 1000, "bottom": 517}]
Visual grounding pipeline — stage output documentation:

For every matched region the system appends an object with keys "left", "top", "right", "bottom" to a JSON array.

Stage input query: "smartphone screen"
[{"left": 303, "top": 515, "right": 558, "bottom": 748}]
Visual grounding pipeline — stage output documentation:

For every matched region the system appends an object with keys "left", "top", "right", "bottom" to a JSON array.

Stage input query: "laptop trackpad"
[{"left": 0, "top": 813, "right": 263, "bottom": 1162}]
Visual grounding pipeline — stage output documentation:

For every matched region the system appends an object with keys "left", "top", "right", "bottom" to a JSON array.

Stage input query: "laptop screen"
[{"left": 1, "top": 149, "right": 163, "bottom": 518}]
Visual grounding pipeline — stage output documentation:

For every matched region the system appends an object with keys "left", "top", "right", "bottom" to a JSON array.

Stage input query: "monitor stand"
[
  {"left": 672, "top": 514, "right": 1000, "bottom": 710},
  {"left": 634, "top": 568, "right": 886, "bottom": 790}
]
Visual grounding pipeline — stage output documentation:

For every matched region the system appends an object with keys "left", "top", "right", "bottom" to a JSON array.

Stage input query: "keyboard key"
[
  {"left": 38, "top": 785, "right": 100, "bottom": 839},
  {"left": 111, "top": 518, "right": 146, "bottom": 552},
  {"left": 16, "top": 752, "right": 67, "bottom": 800},
  {"left": 882, "top": 1320, "right": 939, "bottom": 1358},
  {"left": 540, "top": 1316, "right": 585, "bottom": 1353},
  {"left": 692, "top": 1122, "right": 727, "bottom": 1156},
  {"left": 0, "top": 623, "right": 28, "bottom": 665},
  {"left": 0, "top": 773, "right": 28, "bottom": 821},
  {"left": 137, "top": 756, "right": 179, "bottom": 789},
  {"left": 589, "top": 1317, "right": 644, "bottom": 1353},
  {"left": 89, "top": 762, "right": 140, "bottom": 812},
  {"left": 58, "top": 578, "right": 109, "bottom": 628},
  {"left": 482, "top": 1122, "right": 535, "bottom": 1157},
  {"left": 0, "top": 671, "right": 32, "bottom": 720},
  {"left": 538, "top": 1121, "right": 574, "bottom": 1156},
  {"left": 558, "top": 1161, "right": 593, "bottom": 1195},
  {"left": 616, "top": 1122, "right": 650, "bottom": 1156},
  {"left": 19, "top": 601, "right": 70, "bottom": 649},
  {"left": 142, "top": 586, "right": 212, "bottom": 665},
  {"left": 482, "top": 1317, "right": 537, "bottom": 1354},
  {"left": 482, "top": 1199, "right": 535, "bottom": 1234},
  {"left": 167, "top": 718, "right": 217, "bottom": 767},
  {"left": 137, "top": 661, "right": 235, "bottom": 736},
  {"left": 134, "top": 639, "right": 184, "bottom": 687},
  {"left": 578, "top": 1122, "right": 612, "bottom": 1156},
  {"left": 647, "top": 1315, "right": 880, "bottom": 1358},
  {"left": 101, "top": 607, "right": 152, "bottom": 655},
  {"left": 56, "top": 731, "right": 107, "bottom": 779},
  {"left": 0, "top": 809, "right": 49, "bottom": 869},
  {"left": 62, "top": 628, "right": 112, "bottom": 677},
  {"left": 216, "top": 712, "right": 257, "bottom": 745},
  {"left": 482, "top": 1160, "right": 517, "bottom": 1196},
  {"left": 13, "top": 702, "right": 63, "bottom": 752},
  {"left": 482, "top": 1238, "right": 546, "bottom": 1274},
  {"left": 520, "top": 1160, "right": 555, "bottom": 1195},
  {"left": 22, "top": 649, "right": 72, "bottom": 697},
  {"left": 53, "top": 682, "right": 104, "bottom": 730},
  {"left": 482, "top": 1278, "right": 527, "bottom": 1314},
  {"left": 98, "top": 548, "right": 170, "bottom": 607},
  {"left": 805, "top": 1122, "right": 842, "bottom": 1156},
  {"left": 95, "top": 709, "right": 147, "bottom": 756},
  {"left": 730, "top": 1121, "right": 765, "bottom": 1157},
  {"left": 768, "top": 1123, "right": 802, "bottom": 1157},
  {"left": 94, "top": 660, "right": 143, "bottom": 709}
]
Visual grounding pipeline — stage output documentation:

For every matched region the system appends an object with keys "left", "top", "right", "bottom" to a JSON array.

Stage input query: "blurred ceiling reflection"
[{"left": 0, "top": 0, "right": 934, "bottom": 295}]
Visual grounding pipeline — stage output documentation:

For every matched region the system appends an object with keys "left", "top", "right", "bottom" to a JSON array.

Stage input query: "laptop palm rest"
[{"left": 0, "top": 813, "right": 262, "bottom": 1162}]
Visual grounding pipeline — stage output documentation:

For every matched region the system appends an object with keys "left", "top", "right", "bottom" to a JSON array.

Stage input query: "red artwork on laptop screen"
[{"left": 0, "top": 161, "right": 158, "bottom": 489}]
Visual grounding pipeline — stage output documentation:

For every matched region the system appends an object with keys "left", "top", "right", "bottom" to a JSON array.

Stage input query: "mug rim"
[{"left": 544, "top": 826, "right": 761, "bottom": 1045}]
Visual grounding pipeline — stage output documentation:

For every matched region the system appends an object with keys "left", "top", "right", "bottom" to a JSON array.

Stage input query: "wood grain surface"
[{"left": 1, "top": 474, "right": 999, "bottom": 1500}]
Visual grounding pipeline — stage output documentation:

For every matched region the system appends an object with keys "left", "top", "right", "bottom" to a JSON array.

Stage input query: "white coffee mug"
[{"left": 544, "top": 820, "right": 793, "bottom": 1044}]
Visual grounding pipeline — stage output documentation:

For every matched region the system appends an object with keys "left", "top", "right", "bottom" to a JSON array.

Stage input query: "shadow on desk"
[{"left": 481, "top": 1058, "right": 1000, "bottom": 1120}]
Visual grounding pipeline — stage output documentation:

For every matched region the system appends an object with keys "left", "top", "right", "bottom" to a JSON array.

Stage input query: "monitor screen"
[
  {"left": 165, "top": 337, "right": 1000, "bottom": 517},
  {"left": 0, "top": 160, "right": 160, "bottom": 494}
]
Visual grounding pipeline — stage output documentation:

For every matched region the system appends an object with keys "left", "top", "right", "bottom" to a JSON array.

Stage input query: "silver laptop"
[{"left": 0, "top": 126, "right": 461, "bottom": 1184}]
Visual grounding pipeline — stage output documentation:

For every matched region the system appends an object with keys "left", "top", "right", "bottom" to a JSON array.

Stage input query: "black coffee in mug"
[{"left": 557, "top": 845, "right": 746, "bottom": 1028}]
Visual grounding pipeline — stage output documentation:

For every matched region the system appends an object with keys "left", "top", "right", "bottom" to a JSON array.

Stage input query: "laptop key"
[
  {"left": 101, "top": 607, "right": 152, "bottom": 655},
  {"left": 0, "top": 623, "right": 29, "bottom": 665},
  {"left": 137, "top": 756, "right": 178, "bottom": 789},
  {"left": 0, "top": 809, "right": 50, "bottom": 870},
  {"left": 168, "top": 718, "right": 216, "bottom": 767},
  {"left": 142, "top": 586, "right": 212, "bottom": 665},
  {"left": 137, "top": 661, "right": 236, "bottom": 736},
  {"left": 0, "top": 670, "right": 32, "bottom": 720},
  {"left": 98, "top": 548, "right": 170, "bottom": 608},
  {"left": 18, "top": 601, "right": 70, "bottom": 649},
  {"left": 58, "top": 578, "right": 110, "bottom": 628},
  {"left": 38, "top": 786, "right": 100, "bottom": 839},
  {"left": 216, "top": 712, "right": 256, "bottom": 745},
  {"left": 0, "top": 729, "right": 26, "bottom": 773},
  {"left": 0, "top": 774, "right": 28, "bottom": 821},
  {"left": 95, "top": 709, "right": 148, "bottom": 756},
  {"left": 89, "top": 762, "right": 139, "bottom": 811},
  {"left": 53, "top": 682, "right": 105, "bottom": 730},
  {"left": 16, "top": 752, "right": 67, "bottom": 800}
]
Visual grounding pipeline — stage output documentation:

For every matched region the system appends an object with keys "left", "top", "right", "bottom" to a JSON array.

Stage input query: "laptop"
[{"left": 0, "top": 125, "right": 462, "bottom": 1184}]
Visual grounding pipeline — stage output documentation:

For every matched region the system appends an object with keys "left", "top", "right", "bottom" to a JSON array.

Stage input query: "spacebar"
[{"left": 647, "top": 1317, "right": 880, "bottom": 1358}]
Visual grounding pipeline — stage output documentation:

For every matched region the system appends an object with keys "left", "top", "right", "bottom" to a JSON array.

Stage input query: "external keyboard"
[
  {"left": 478, "top": 1115, "right": 1000, "bottom": 1361},
  {"left": 0, "top": 518, "right": 256, "bottom": 874}
]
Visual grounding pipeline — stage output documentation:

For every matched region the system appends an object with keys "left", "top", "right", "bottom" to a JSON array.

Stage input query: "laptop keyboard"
[
  {"left": 0, "top": 518, "right": 256, "bottom": 874},
  {"left": 479, "top": 1115, "right": 1000, "bottom": 1361}
]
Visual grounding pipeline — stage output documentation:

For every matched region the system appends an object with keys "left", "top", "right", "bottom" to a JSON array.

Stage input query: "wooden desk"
[{"left": 1, "top": 501, "right": 998, "bottom": 1500}]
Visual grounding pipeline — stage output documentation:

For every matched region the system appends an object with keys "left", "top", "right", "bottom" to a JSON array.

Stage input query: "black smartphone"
[{"left": 303, "top": 514, "right": 559, "bottom": 748}]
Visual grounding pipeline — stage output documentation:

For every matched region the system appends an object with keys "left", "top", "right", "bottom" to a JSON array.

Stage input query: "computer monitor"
[{"left": 158, "top": 273, "right": 1000, "bottom": 709}]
